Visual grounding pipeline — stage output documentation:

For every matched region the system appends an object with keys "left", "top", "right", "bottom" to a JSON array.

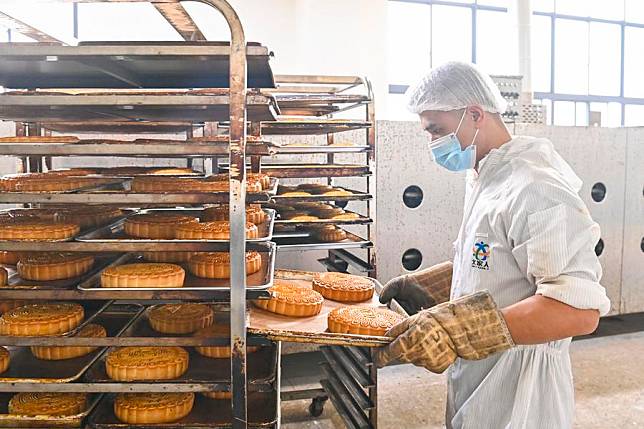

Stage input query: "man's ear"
[{"left": 469, "top": 105, "right": 485, "bottom": 124}]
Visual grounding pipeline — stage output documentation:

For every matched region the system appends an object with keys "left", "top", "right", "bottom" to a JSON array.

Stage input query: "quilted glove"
[
  {"left": 374, "top": 290, "right": 514, "bottom": 373},
  {"left": 379, "top": 261, "right": 453, "bottom": 315}
]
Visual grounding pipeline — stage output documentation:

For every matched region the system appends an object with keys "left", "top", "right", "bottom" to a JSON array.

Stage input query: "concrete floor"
[{"left": 281, "top": 331, "right": 644, "bottom": 428}]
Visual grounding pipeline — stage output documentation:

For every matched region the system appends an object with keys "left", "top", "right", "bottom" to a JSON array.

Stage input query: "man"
[{"left": 375, "top": 62, "right": 610, "bottom": 428}]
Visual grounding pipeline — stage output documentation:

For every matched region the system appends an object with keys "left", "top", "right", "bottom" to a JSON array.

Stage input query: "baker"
[{"left": 375, "top": 61, "right": 610, "bottom": 429}]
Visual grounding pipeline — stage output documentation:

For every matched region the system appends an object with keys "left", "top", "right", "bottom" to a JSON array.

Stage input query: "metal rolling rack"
[
  {"left": 0, "top": 1, "right": 279, "bottom": 428},
  {"left": 257, "top": 75, "right": 379, "bottom": 428}
]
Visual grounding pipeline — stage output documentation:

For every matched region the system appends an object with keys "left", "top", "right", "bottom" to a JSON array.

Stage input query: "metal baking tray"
[
  {"left": 220, "top": 163, "right": 371, "bottom": 178},
  {"left": 271, "top": 187, "right": 372, "bottom": 203},
  {"left": 273, "top": 210, "right": 372, "bottom": 226},
  {"left": 273, "top": 229, "right": 372, "bottom": 251},
  {"left": 274, "top": 143, "right": 371, "bottom": 154},
  {"left": 76, "top": 208, "right": 276, "bottom": 244},
  {"left": 1, "top": 254, "right": 123, "bottom": 291},
  {"left": 273, "top": 94, "right": 370, "bottom": 117},
  {"left": 0, "top": 41, "right": 275, "bottom": 89},
  {"left": 42, "top": 121, "right": 198, "bottom": 135},
  {"left": 0, "top": 178, "right": 278, "bottom": 206},
  {"left": 78, "top": 244, "right": 276, "bottom": 293},
  {"left": 0, "top": 139, "right": 279, "bottom": 157},
  {"left": 0, "top": 392, "right": 102, "bottom": 428},
  {"left": 0, "top": 304, "right": 143, "bottom": 384},
  {"left": 262, "top": 119, "right": 372, "bottom": 135},
  {"left": 88, "top": 392, "right": 278, "bottom": 429},
  {"left": 84, "top": 344, "right": 277, "bottom": 392},
  {"left": 0, "top": 92, "right": 279, "bottom": 123},
  {"left": 248, "top": 270, "right": 405, "bottom": 347},
  {"left": 1, "top": 177, "right": 125, "bottom": 194}
]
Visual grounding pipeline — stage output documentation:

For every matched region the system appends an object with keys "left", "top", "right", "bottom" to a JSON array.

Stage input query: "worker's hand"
[
  {"left": 374, "top": 291, "right": 514, "bottom": 373},
  {"left": 379, "top": 261, "right": 453, "bottom": 315}
]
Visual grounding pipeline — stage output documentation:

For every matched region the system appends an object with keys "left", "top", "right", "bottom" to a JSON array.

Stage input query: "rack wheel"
[{"left": 308, "top": 396, "right": 328, "bottom": 417}]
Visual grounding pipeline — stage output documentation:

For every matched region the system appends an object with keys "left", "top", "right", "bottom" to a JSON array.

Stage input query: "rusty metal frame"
[{"left": 152, "top": 2, "right": 206, "bottom": 41}]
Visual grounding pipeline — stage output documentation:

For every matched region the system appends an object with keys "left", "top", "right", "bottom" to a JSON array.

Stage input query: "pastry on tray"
[
  {"left": 124, "top": 214, "right": 199, "bottom": 239},
  {"left": 332, "top": 212, "right": 360, "bottom": 220},
  {"left": 253, "top": 279, "right": 324, "bottom": 317},
  {"left": 147, "top": 167, "right": 197, "bottom": 176},
  {"left": 148, "top": 303, "right": 214, "bottom": 334},
  {"left": 0, "top": 302, "right": 84, "bottom": 336},
  {"left": 0, "top": 251, "right": 24, "bottom": 265},
  {"left": 327, "top": 306, "right": 404, "bottom": 336},
  {"left": 312, "top": 272, "right": 375, "bottom": 302},
  {"left": 175, "top": 221, "right": 259, "bottom": 240},
  {"left": 279, "top": 191, "right": 311, "bottom": 197},
  {"left": 0, "top": 300, "right": 28, "bottom": 315},
  {"left": 0, "top": 221, "right": 79, "bottom": 241},
  {"left": 53, "top": 205, "right": 123, "bottom": 229},
  {"left": 0, "top": 346, "right": 9, "bottom": 374},
  {"left": 203, "top": 204, "right": 266, "bottom": 225},
  {"left": 323, "top": 188, "right": 353, "bottom": 197},
  {"left": 17, "top": 252, "right": 95, "bottom": 281},
  {"left": 194, "top": 321, "right": 259, "bottom": 359},
  {"left": 30, "top": 323, "right": 106, "bottom": 360},
  {"left": 114, "top": 392, "right": 194, "bottom": 424},
  {"left": 0, "top": 266, "right": 7, "bottom": 286},
  {"left": 142, "top": 251, "right": 196, "bottom": 263},
  {"left": 0, "top": 135, "right": 79, "bottom": 144},
  {"left": 2, "top": 176, "right": 105, "bottom": 192},
  {"left": 188, "top": 251, "right": 262, "bottom": 279},
  {"left": 131, "top": 176, "right": 256, "bottom": 193},
  {"left": 101, "top": 263, "right": 185, "bottom": 288},
  {"left": 202, "top": 391, "right": 231, "bottom": 400},
  {"left": 314, "top": 225, "right": 347, "bottom": 242},
  {"left": 314, "top": 207, "right": 345, "bottom": 219},
  {"left": 105, "top": 346, "right": 189, "bottom": 381},
  {"left": 207, "top": 172, "right": 270, "bottom": 190},
  {"left": 8, "top": 392, "right": 88, "bottom": 416}
]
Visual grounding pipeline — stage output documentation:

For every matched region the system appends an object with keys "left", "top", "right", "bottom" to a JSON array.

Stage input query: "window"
[
  {"left": 431, "top": 5, "right": 472, "bottom": 66},
  {"left": 624, "top": 105, "right": 644, "bottom": 126},
  {"left": 386, "top": 1, "right": 431, "bottom": 84},
  {"left": 533, "top": 0, "right": 644, "bottom": 126}
]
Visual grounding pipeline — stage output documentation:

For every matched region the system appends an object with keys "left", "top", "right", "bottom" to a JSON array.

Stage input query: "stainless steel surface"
[
  {"left": 0, "top": 93, "right": 278, "bottom": 123},
  {"left": 78, "top": 244, "right": 276, "bottom": 292},
  {"left": 0, "top": 42, "right": 274, "bottom": 89},
  {"left": 76, "top": 208, "right": 276, "bottom": 244},
  {"left": 88, "top": 392, "right": 278, "bottom": 429}
]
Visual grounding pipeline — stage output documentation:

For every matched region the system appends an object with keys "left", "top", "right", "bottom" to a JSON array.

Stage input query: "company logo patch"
[{"left": 472, "top": 241, "right": 490, "bottom": 271}]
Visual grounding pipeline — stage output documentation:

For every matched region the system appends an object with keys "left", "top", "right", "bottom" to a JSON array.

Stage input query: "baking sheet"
[
  {"left": 0, "top": 392, "right": 102, "bottom": 428},
  {"left": 0, "top": 304, "right": 143, "bottom": 383},
  {"left": 84, "top": 344, "right": 277, "bottom": 391},
  {"left": 271, "top": 187, "right": 371, "bottom": 203},
  {"left": 76, "top": 208, "right": 275, "bottom": 243},
  {"left": 273, "top": 229, "right": 372, "bottom": 251},
  {"left": 78, "top": 245, "right": 276, "bottom": 292},
  {"left": 248, "top": 270, "right": 405, "bottom": 347},
  {"left": 88, "top": 392, "right": 277, "bottom": 429},
  {"left": 2, "top": 254, "right": 122, "bottom": 290},
  {"left": 273, "top": 209, "right": 371, "bottom": 226}
]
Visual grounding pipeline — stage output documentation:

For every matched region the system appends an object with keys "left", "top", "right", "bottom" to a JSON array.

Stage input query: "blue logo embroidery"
[{"left": 472, "top": 241, "right": 490, "bottom": 270}]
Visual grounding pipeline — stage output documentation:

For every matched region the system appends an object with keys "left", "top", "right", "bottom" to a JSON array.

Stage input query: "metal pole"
[{"left": 196, "top": 1, "right": 248, "bottom": 428}]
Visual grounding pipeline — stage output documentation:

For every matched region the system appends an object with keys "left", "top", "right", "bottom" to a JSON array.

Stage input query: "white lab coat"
[{"left": 446, "top": 136, "right": 610, "bottom": 429}]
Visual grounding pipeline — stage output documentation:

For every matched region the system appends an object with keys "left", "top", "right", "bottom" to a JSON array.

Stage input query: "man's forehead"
[{"left": 420, "top": 110, "right": 458, "bottom": 128}]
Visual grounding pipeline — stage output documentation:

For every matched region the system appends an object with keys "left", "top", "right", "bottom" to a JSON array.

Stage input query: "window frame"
[{"left": 388, "top": 0, "right": 644, "bottom": 126}]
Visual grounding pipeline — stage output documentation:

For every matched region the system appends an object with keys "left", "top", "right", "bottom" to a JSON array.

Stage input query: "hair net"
[{"left": 406, "top": 61, "right": 508, "bottom": 114}]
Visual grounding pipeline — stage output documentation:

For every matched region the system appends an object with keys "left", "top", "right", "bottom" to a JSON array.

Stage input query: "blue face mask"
[{"left": 429, "top": 110, "right": 479, "bottom": 172}]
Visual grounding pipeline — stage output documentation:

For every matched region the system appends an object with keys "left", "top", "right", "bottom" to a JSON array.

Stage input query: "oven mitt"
[
  {"left": 374, "top": 290, "right": 514, "bottom": 373},
  {"left": 379, "top": 261, "right": 453, "bottom": 315}
]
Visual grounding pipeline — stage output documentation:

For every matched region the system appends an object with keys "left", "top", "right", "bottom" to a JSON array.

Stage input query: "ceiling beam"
[{"left": 152, "top": 3, "right": 206, "bottom": 41}]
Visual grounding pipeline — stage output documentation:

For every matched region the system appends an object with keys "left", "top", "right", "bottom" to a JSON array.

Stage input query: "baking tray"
[
  {"left": 262, "top": 119, "right": 372, "bottom": 135},
  {"left": 78, "top": 244, "right": 276, "bottom": 293},
  {"left": 273, "top": 229, "right": 372, "bottom": 251},
  {"left": 274, "top": 143, "right": 372, "bottom": 154},
  {"left": 271, "top": 187, "right": 371, "bottom": 203},
  {"left": 1, "top": 177, "right": 126, "bottom": 195},
  {"left": 0, "top": 304, "right": 143, "bottom": 384},
  {"left": 76, "top": 208, "right": 276, "bottom": 244},
  {"left": 88, "top": 391, "right": 277, "bottom": 429},
  {"left": 248, "top": 270, "right": 405, "bottom": 347},
  {"left": 0, "top": 392, "right": 102, "bottom": 428},
  {"left": 42, "top": 121, "right": 198, "bottom": 135},
  {"left": 273, "top": 209, "right": 372, "bottom": 226},
  {"left": 1, "top": 253, "right": 123, "bottom": 291},
  {"left": 84, "top": 344, "right": 277, "bottom": 392},
  {"left": 220, "top": 163, "right": 371, "bottom": 178}
]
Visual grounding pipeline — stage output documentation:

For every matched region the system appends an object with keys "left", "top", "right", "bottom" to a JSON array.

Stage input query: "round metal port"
[
  {"left": 591, "top": 182, "right": 606, "bottom": 202},
  {"left": 402, "top": 248, "right": 423, "bottom": 271},
  {"left": 403, "top": 185, "right": 423, "bottom": 209},
  {"left": 595, "top": 238, "right": 604, "bottom": 256}
]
